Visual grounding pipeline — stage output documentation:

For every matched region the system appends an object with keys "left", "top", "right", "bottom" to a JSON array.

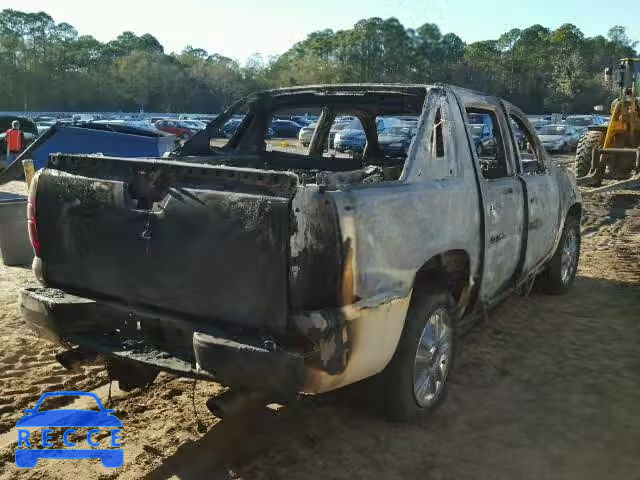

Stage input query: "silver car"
[
  {"left": 538, "top": 124, "right": 581, "bottom": 153},
  {"left": 298, "top": 123, "right": 317, "bottom": 147}
]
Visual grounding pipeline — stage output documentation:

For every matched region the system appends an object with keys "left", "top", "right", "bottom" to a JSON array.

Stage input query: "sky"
[{"left": 9, "top": 0, "right": 640, "bottom": 63}]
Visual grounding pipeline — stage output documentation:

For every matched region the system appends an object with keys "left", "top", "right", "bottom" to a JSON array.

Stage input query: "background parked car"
[
  {"left": 527, "top": 117, "right": 552, "bottom": 132},
  {"left": 563, "top": 114, "right": 607, "bottom": 127},
  {"left": 469, "top": 122, "right": 496, "bottom": 156},
  {"left": 378, "top": 124, "right": 416, "bottom": 158},
  {"left": 334, "top": 117, "right": 405, "bottom": 154},
  {"left": 180, "top": 119, "right": 207, "bottom": 131},
  {"left": 154, "top": 119, "right": 196, "bottom": 139},
  {"left": 93, "top": 119, "right": 165, "bottom": 134},
  {"left": 334, "top": 118, "right": 365, "bottom": 152},
  {"left": 298, "top": 122, "right": 317, "bottom": 146},
  {"left": 223, "top": 118, "right": 243, "bottom": 138},
  {"left": 538, "top": 124, "right": 581, "bottom": 153},
  {"left": 270, "top": 119, "right": 303, "bottom": 138},
  {"left": 290, "top": 115, "right": 312, "bottom": 126},
  {"left": 328, "top": 117, "right": 354, "bottom": 149}
]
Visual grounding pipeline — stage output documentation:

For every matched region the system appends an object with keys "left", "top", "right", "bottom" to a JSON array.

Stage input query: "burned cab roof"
[
  {"left": 178, "top": 84, "right": 431, "bottom": 169},
  {"left": 253, "top": 84, "right": 429, "bottom": 115}
]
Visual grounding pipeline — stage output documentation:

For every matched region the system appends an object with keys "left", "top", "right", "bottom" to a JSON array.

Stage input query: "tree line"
[{"left": 0, "top": 9, "right": 637, "bottom": 114}]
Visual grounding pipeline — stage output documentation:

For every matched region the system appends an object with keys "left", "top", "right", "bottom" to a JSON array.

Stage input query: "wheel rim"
[
  {"left": 413, "top": 307, "right": 453, "bottom": 407},
  {"left": 561, "top": 227, "right": 578, "bottom": 284}
]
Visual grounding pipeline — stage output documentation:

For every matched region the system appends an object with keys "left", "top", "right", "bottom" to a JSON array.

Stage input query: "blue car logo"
[{"left": 15, "top": 391, "right": 123, "bottom": 468}]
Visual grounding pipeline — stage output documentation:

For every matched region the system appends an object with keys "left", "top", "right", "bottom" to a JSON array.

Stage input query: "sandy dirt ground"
[{"left": 1, "top": 166, "right": 639, "bottom": 479}]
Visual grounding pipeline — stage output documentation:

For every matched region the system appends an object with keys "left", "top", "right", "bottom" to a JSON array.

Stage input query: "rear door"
[
  {"left": 505, "top": 107, "right": 561, "bottom": 273},
  {"left": 463, "top": 101, "right": 526, "bottom": 299}
]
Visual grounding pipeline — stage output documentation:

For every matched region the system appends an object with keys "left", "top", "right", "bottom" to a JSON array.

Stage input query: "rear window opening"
[{"left": 178, "top": 86, "right": 427, "bottom": 186}]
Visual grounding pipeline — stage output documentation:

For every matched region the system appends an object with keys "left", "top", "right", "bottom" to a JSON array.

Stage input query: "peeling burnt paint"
[
  {"left": 289, "top": 187, "right": 343, "bottom": 311},
  {"left": 23, "top": 84, "right": 582, "bottom": 397}
]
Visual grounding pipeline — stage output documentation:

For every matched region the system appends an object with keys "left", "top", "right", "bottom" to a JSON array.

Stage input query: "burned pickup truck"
[{"left": 21, "top": 84, "right": 581, "bottom": 420}]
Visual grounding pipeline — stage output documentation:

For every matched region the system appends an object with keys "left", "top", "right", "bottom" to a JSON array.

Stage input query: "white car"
[
  {"left": 298, "top": 123, "right": 317, "bottom": 147},
  {"left": 538, "top": 124, "right": 581, "bottom": 153}
]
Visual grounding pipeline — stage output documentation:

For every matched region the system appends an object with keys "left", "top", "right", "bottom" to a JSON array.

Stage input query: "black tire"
[
  {"left": 575, "top": 130, "right": 604, "bottom": 177},
  {"left": 380, "top": 287, "right": 456, "bottom": 421},
  {"left": 543, "top": 215, "right": 581, "bottom": 295}
]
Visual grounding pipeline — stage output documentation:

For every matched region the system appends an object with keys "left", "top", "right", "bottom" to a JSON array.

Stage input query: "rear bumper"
[
  {"left": 20, "top": 287, "right": 305, "bottom": 398},
  {"left": 21, "top": 286, "right": 411, "bottom": 396}
]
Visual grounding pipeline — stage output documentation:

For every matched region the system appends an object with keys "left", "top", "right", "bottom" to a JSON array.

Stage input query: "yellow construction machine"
[{"left": 576, "top": 58, "right": 640, "bottom": 193}]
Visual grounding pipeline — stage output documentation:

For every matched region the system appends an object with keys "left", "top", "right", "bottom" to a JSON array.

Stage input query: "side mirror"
[{"left": 24, "top": 408, "right": 35, "bottom": 415}]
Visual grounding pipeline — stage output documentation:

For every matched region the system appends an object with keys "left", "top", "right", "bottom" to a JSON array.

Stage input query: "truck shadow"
[
  {"left": 144, "top": 391, "right": 369, "bottom": 480},
  {"left": 145, "top": 275, "right": 640, "bottom": 480}
]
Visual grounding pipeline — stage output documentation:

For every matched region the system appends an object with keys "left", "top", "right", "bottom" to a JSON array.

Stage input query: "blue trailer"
[{"left": 0, "top": 123, "right": 176, "bottom": 184}]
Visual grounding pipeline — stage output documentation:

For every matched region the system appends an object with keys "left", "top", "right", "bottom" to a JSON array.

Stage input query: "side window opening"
[
  {"left": 431, "top": 108, "right": 445, "bottom": 158},
  {"left": 465, "top": 107, "right": 508, "bottom": 180},
  {"left": 421, "top": 101, "right": 457, "bottom": 179},
  {"left": 509, "top": 114, "right": 545, "bottom": 174}
]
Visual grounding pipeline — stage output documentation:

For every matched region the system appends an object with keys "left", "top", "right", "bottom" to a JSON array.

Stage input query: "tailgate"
[{"left": 35, "top": 154, "right": 298, "bottom": 334}]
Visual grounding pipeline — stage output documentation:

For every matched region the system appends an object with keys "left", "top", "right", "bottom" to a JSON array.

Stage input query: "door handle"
[{"left": 503, "top": 187, "right": 514, "bottom": 194}]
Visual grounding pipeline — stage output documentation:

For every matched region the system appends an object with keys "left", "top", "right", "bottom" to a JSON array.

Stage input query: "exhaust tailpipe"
[{"left": 206, "top": 390, "right": 266, "bottom": 419}]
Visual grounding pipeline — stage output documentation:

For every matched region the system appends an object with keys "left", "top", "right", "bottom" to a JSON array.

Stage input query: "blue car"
[
  {"left": 270, "top": 120, "right": 303, "bottom": 138},
  {"left": 15, "top": 391, "right": 123, "bottom": 468},
  {"left": 222, "top": 118, "right": 243, "bottom": 138}
]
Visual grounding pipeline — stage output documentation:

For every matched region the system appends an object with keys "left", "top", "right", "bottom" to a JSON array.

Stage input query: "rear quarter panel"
[
  {"left": 335, "top": 88, "right": 482, "bottom": 304},
  {"left": 305, "top": 89, "right": 482, "bottom": 391}
]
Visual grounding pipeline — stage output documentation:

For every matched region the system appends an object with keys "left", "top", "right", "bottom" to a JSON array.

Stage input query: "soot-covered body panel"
[
  {"left": 22, "top": 84, "right": 582, "bottom": 403},
  {"left": 36, "top": 159, "right": 295, "bottom": 334}
]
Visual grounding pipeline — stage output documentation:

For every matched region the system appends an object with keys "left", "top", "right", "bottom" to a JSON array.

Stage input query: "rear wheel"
[
  {"left": 543, "top": 215, "right": 580, "bottom": 295},
  {"left": 575, "top": 131, "right": 604, "bottom": 177},
  {"left": 381, "top": 287, "right": 456, "bottom": 421}
]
